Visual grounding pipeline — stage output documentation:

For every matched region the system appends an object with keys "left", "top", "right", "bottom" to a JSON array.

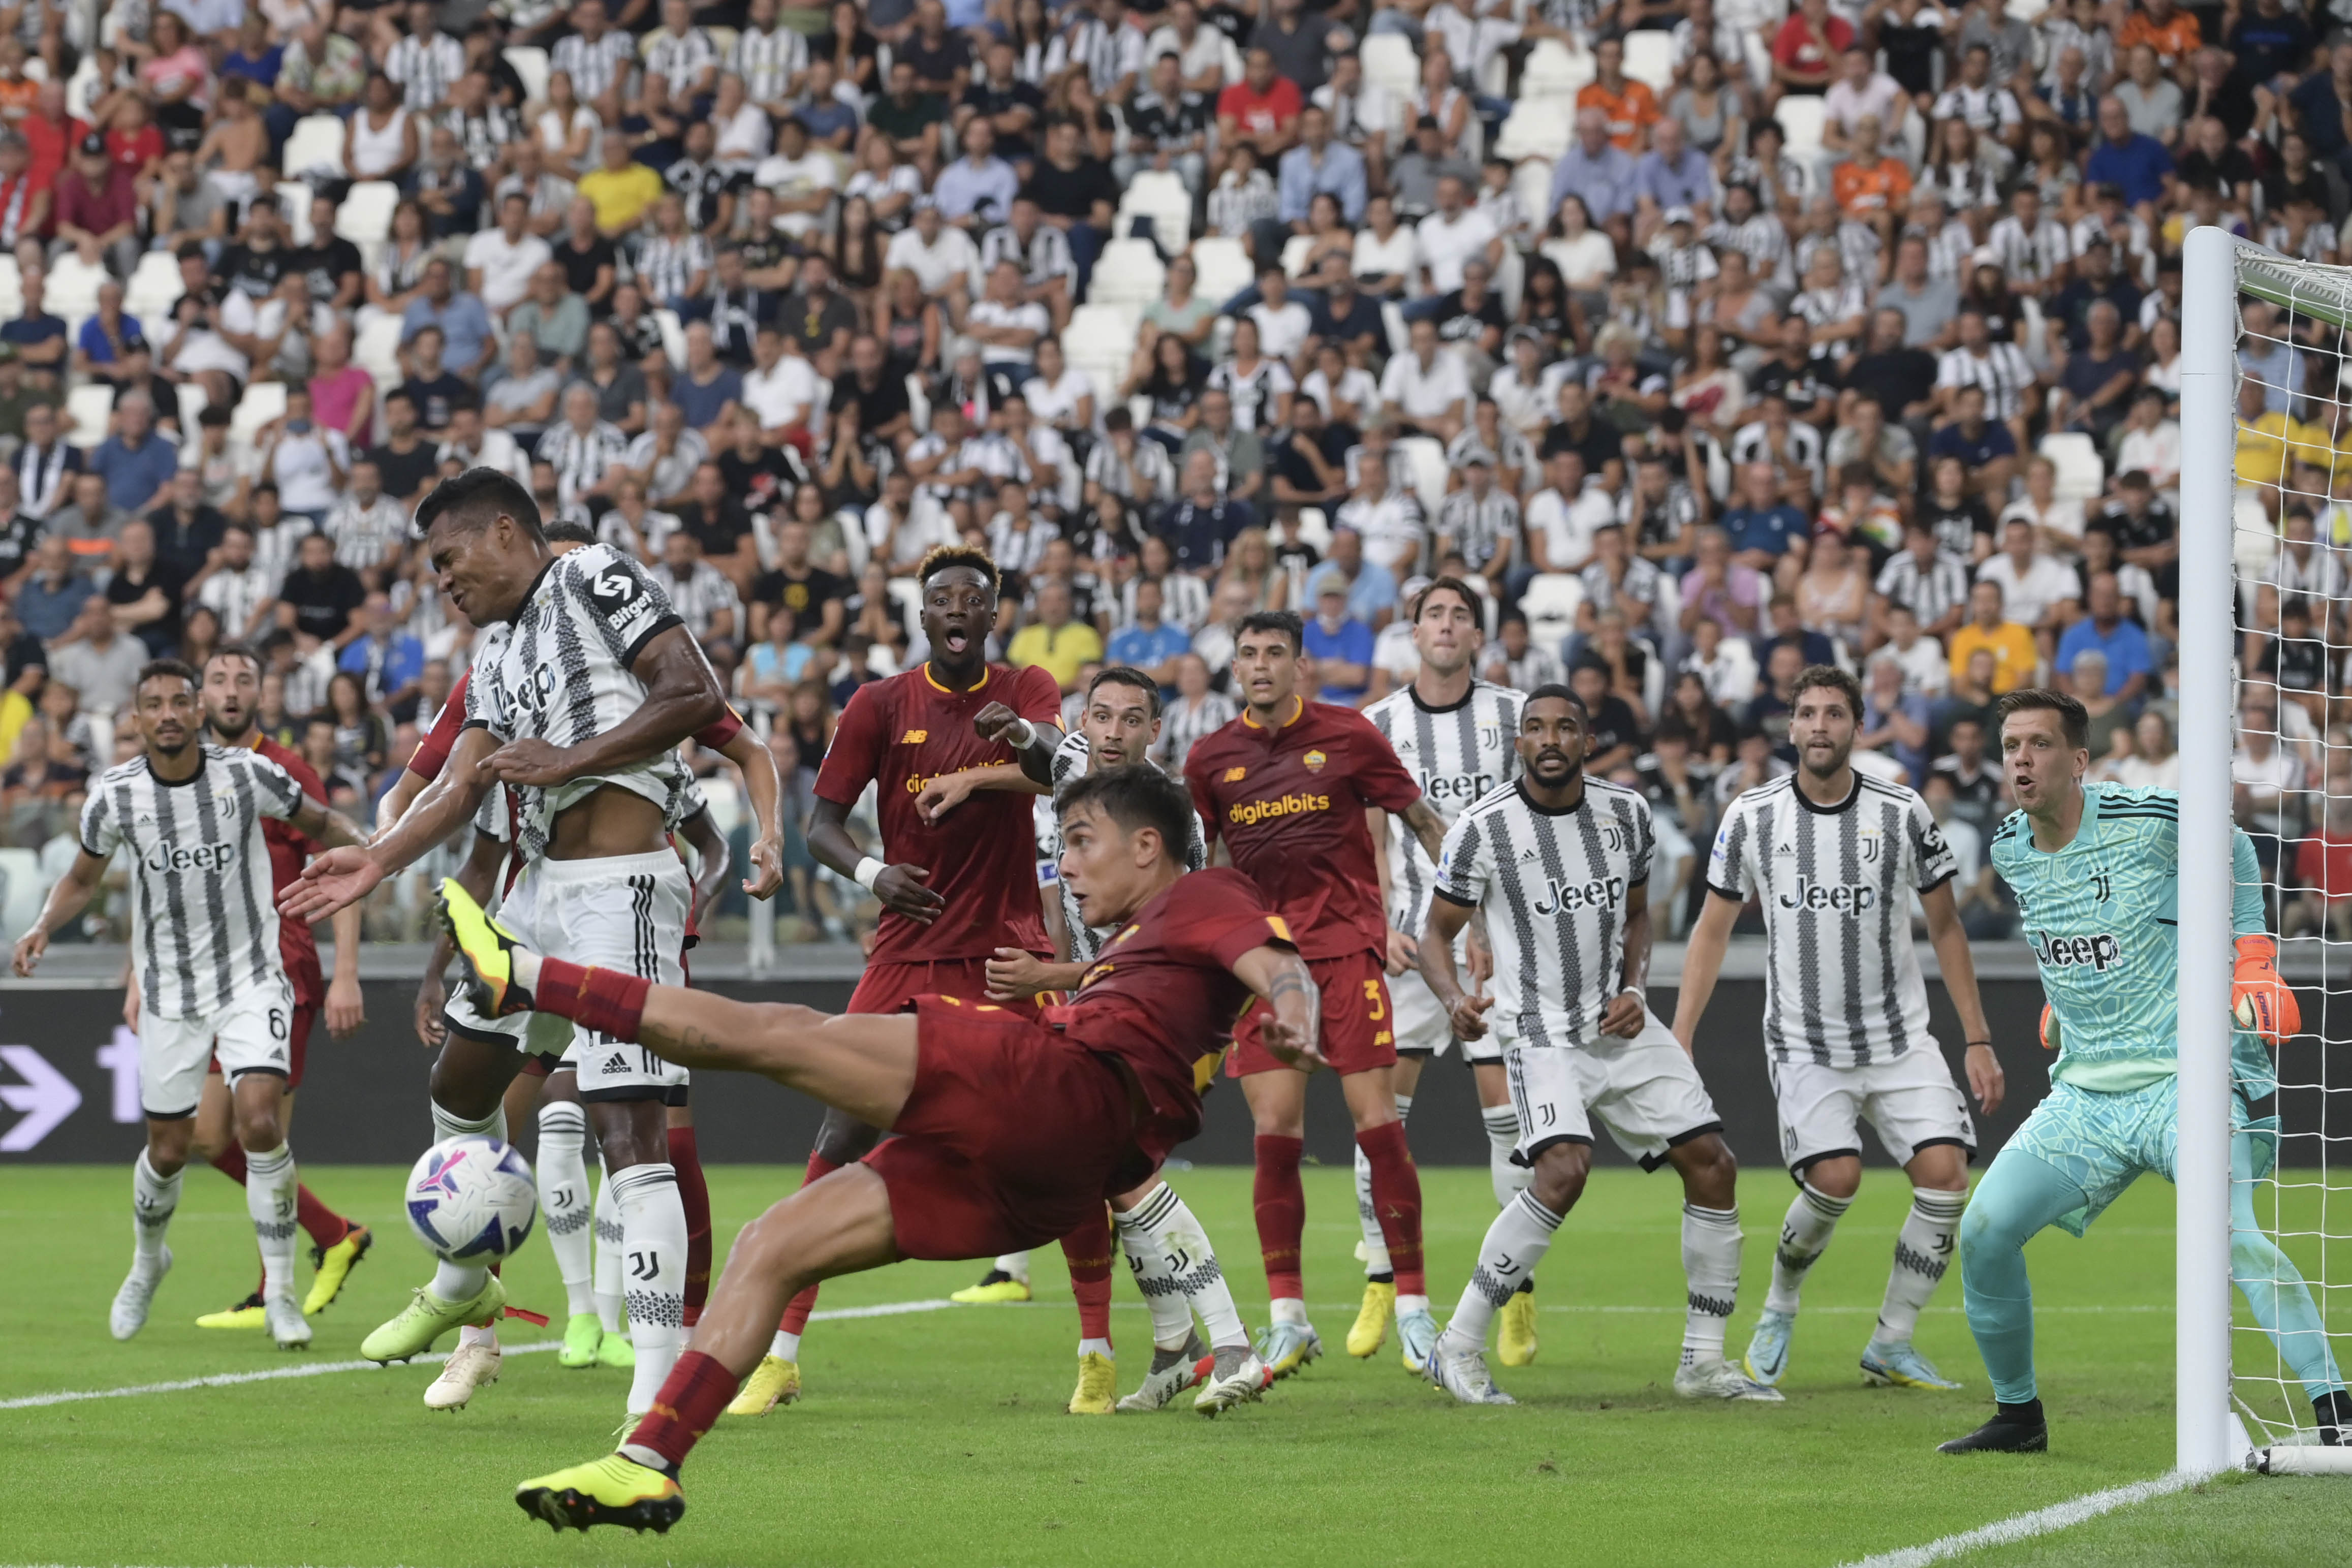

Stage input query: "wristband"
[
  {"left": 1966, "top": 1039, "right": 1993, "bottom": 1049},
  {"left": 854, "top": 857, "right": 885, "bottom": 892},
  {"left": 1006, "top": 718, "right": 1039, "bottom": 750},
  {"left": 1619, "top": 985, "right": 1646, "bottom": 1007}
]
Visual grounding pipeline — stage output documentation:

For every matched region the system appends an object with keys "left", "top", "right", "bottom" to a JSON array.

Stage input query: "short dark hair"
[
  {"left": 543, "top": 518, "right": 596, "bottom": 546},
  {"left": 205, "top": 642, "right": 264, "bottom": 677},
  {"left": 1409, "top": 575, "right": 1481, "bottom": 623},
  {"left": 1056, "top": 762, "right": 1195, "bottom": 858},
  {"left": 1087, "top": 665, "right": 1162, "bottom": 720},
  {"left": 1522, "top": 682, "right": 1589, "bottom": 723},
  {"left": 137, "top": 657, "right": 200, "bottom": 693},
  {"left": 916, "top": 543, "right": 1001, "bottom": 596},
  {"left": 1995, "top": 686, "right": 2089, "bottom": 749},
  {"left": 414, "top": 466, "right": 544, "bottom": 542},
  {"left": 1792, "top": 664, "right": 1863, "bottom": 718},
  {"left": 1236, "top": 608, "right": 1303, "bottom": 653}
]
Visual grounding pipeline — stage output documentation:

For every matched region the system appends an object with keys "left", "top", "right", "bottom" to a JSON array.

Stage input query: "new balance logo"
[{"left": 900, "top": 729, "right": 928, "bottom": 743}]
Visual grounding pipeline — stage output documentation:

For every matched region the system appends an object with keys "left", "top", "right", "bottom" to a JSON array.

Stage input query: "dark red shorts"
[
  {"left": 1229, "top": 948, "right": 1396, "bottom": 1078},
  {"left": 864, "top": 996, "right": 1144, "bottom": 1260},
  {"left": 210, "top": 1003, "right": 317, "bottom": 1088},
  {"left": 848, "top": 957, "right": 1046, "bottom": 1019}
]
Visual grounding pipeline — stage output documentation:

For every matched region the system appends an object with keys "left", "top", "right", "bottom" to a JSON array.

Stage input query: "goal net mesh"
[{"left": 2225, "top": 246, "right": 2352, "bottom": 1451}]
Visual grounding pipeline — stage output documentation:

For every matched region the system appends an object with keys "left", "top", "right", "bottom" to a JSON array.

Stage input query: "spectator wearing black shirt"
[
  {"left": 1119, "top": 56, "right": 1211, "bottom": 193},
  {"left": 1569, "top": 661, "right": 1641, "bottom": 775},
  {"left": 868, "top": 59, "right": 950, "bottom": 167},
  {"left": 1433, "top": 259, "right": 1508, "bottom": 364},
  {"left": 961, "top": 40, "right": 1045, "bottom": 164},
  {"left": 671, "top": 460, "right": 760, "bottom": 591},
  {"left": 716, "top": 409, "right": 806, "bottom": 520},
  {"left": 105, "top": 518, "right": 192, "bottom": 658},
  {"left": 367, "top": 390, "right": 443, "bottom": 505},
  {"left": 751, "top": 514, "right": 850, "bottom": 644},
  {"left": 395, "top": 327, "right": 469, "bottom": 433},
  {"left": 2228, "top": 0, "right": 2313, "bottom": 95},
  {"left": 0, "top": 600, "right": 44, "bottom": 700},
  {"left": 1748, "top": 315, "right": 1837, "bottom": 422},
  {"left": 1538, "top": 380, "right": 1624, "bottom": 484},
  {"left": 830, "top": 332, "right": 915, "bottom": 450},
  {"left": 276, "top": 529, "right": 369, "bottom": 649},
  {"left": 0, "top": 274, "right": 68, "bottom": 385},
  {"left": 897, "top": 2, "right": 972, "bottom": 98},
  {"left": 2092, "top": 468, "right": 2180, "bottom": 600},
  {"left": 776, "top": 253, "right": 861, "bottom": 359},
  {"left": 2047, "top": 238, "right": 2144, "bottom": 350},
  {"left": 1306, "top": 260, "right": 1384, "bottom": 360},
  {"left": 705, "top": 245, "right": 777, "bottom": 367},
  {"left": 1268, "top": 395, "right": 1349, "bottom": 509},
  {"left": 1921, "top": 453, "right": 1997, "bottom": 562},
  {"left": 214, "top": 202, "right": 295, "bottom": 300},
  {"left": 1023, "top": 117, "right": 1120, "bottom": 300},
  {"left": 295, "top": 192, "right": 366, "bottom": 310},
  {"left": 1843, "top": 306, "right": 1941, "bottom": 422},
  {"left": 143, "top": 468, "right": 228, "bottom": 580},
  {"left": 553, "top": 199, "right": 619, "bottom": 314}
]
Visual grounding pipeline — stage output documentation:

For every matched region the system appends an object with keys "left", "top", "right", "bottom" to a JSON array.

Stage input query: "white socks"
[
  {"left": 769, "top": 1330, "right": 801, "bottom": 1361},
  {"left": 537, "top": 1102, "right": 595, "bottom": 1319},
  {"left": 1356, "top": 1092, "right": 1413, "bottom": 1276},
  {"left": 1481, "top": 1104, "right": 1527, "bottom": 1207},
  {"left": 1764, "top": 1182, "right": 1852, "bottom": 1315},
  {"left": 1114, "top": 1182, "right": 1248, "bottom": 1351},
  {"left": 430, "top": 1100, "right": 506, "bottom": 1146},
  {"left": 593, "top": 1158, "right": 624, "bottom": 1335},
  {"left": 243, "top": 1143, "right": 299, "bottom": 1300},
  {"left": 1681, "top": 1204, "right": 1743, "bottom": 1367},
  {"left": 992, "top": 1251, "right": 1031, "bottom": 1281},
  {"left": 610, "top": 1161, "right": 687, "bottom": 1415},
  {"left": 131, "top": 1150, "right": 180, "bottom": 1267},
  {"left": 425, "top": 1101, "right": 506, "bottom": 1302},
  {"left": 1876, "top": 1188, "right": 1967, "bottom": 1345},
  {"left": 1443, "top": 1190, "right": 1562, "bottom": 1351}
]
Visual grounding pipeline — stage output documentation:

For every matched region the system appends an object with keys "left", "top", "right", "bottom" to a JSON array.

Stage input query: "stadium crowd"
[{"left": 0, "top": 0, "right": 2340, "bottom": 944}]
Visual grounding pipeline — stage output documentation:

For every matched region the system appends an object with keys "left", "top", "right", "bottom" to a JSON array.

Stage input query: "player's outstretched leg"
[
  {"left": 115, "top": 1147, "right": 181, "bottom": 1340},
  {"left": 1347, "top": 1090, "right": 1410, "bottom": 1358},
  {"left": 1941, "top": 1147, "right": 2084, "bottom": 1454},
  {"left": 2228, "top": 1130, "right": 2350, "bottom": 1442},
  {"left": 1664, "top": 1136, "right": 1775, "bottom": 1403},
  {"left": 952, "top": 1251, "right": 1034, "bottom": 1304},
  {"left": 1861, "top": 1156, "right": 1969, "bottom": 1392},
  {"left": 1062, "top": 1209, "right": 1119, "bottom": 1415},
  {"left": 539, "top": 1096, "right": 603, "bottom": 1367},
  {"left": 1745, "top": 1179, "right": 1852, "bottom": 1388},
  {"left": 1110, "top": 1180, "right": 1269, "bottom": 1414}
]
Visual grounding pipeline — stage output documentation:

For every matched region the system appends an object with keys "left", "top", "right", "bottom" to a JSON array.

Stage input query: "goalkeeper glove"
[
  {"left": 2039, "top": 1003, "right": 2059, "bottom": 1052},
  {"left": 2232, "top": 933, "right": 2300, "bottom": 1046}
]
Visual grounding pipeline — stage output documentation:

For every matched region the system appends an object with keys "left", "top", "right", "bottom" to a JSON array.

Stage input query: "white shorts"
[
  {"left": 1392, "top": 939, "right": 1502, "bottom": 1064},
  {"left": 1768, "top": 1048, "right": 1977, "bottom": 1175},
  {"left": 140, "top": 977, "right": 295, "bottom": 1119},
  {"left": 1502, "top": 1009, "right": 1722, "bottom": 1171},
  {"left": 446, "top": 849, "right": 692, "bottom": 1102}
]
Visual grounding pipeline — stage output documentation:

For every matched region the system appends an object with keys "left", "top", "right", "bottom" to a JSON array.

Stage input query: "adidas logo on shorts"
[{"left": 603, "top": 1053, "right": 628, "bottom": 1073}]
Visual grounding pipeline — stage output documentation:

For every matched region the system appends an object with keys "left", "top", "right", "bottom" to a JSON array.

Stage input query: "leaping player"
[
  {"left": 1184, "top": 610, "right": 1447, "bottom": 1377},
  {"left": 1942, "top": 688, "right": 2347, "bottom": 1454},
  {"left": 16, "top": 660, "right": 371, "bottom": 1349},
  {"left": 481, "top": 763, "right": 1312, "bottom": 1531}
]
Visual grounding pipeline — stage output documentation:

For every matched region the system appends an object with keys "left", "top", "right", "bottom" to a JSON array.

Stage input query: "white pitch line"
[
  {"left": 0, "top": 1297, "right": 963, "bottom": 1412},
  {"left": 1835, "top": 1472, "right": 2199, "bottom": 1568}
]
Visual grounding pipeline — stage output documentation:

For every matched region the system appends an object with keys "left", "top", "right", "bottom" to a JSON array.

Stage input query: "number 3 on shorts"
[{"left": 1362, "top": 979, "right": 1385, "bottom": 1021}]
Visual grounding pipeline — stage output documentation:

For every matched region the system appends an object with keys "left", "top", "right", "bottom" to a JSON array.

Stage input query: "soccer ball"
[{"left": 404, "top": 1136, "right": 538, "bottom": 1262}]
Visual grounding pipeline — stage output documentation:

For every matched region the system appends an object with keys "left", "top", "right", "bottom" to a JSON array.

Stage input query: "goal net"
[{"left": 2186, "top": 230, "right": 2352, "bottom": 1475}]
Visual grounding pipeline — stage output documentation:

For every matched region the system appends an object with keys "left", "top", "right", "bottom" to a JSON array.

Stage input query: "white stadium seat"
[
  {"left": 175, "top": 382, "right": 209, "bottom": 430},
  {"left": 1774, "top": 95, "right": 1827, "bottom": 159},
  {"left": 334, "top": 181, "right": 400, "bottom": 244},
  {"left": 355, "top": 311, "right": 405, "bottom": 381},
  {"left": 231, "top": 381, "right": 289, "bottom": 449},
  {"left": 1623, "top": 30, "right": 1674, "bottom": 93},
  {"left": 283, "top": 114, "right": 346, "bottom": 181},
  {"left": 1396, "top": 435, "right": 1448, "bottom": 515},
  {"left": 65, "top": 383, "right": 114, "bottom": 449},
  {"left": 124, "top": 248, "right": 185, "bottom": 317},
  {"left": 1361, "top": 33, "right": 1419, "bottom": 98},
  {"left": 1520, "top": 573, "right": 1585, "bottom": 651},
  {"left": 1495, "top": 100, "right": 1573, "bottom": 162},
  {"left": 1088, "top": 238, "right": 1164, "bottom": 306},
  {"left": 2039, "top": 432, "right": 2105, "bottom": 504},
  {"left": 506, "top": 45, "right": 550, "bottom": 105},
  {"left": 1511, "top": 158, "right": 1556, "bottom": 235},
  {"left": 1116, "top": 170, "right": 1191, "bottom": 252},
  {"left": 1187, "top": 235, "right": 1251, "bottom": 305},
  {"left": 1295, "top": 507, "right": 1332, "bottom": 553},
  {"left": 44, "top": 252, "right": 106, "bottom": 319},
  {"left": 1521, "top": 39, "right": 1594, "bottom": 99},
  {"left": 653, "top": 307, "right": 686, "bottom": 369},
  {"left": 1280, "top": 232, "right": 1316, "bottom": 278}
]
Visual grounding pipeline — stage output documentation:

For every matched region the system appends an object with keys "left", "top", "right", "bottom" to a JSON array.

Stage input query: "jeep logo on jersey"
[
  {"left": 1777, "top": 875, "right": 1877, "bottom": 914},
  {"left": 141, "top": 840, "right": 237, "bottom": 874},
  {"left": 2030, "top": 930, "right": 2122, "bottom": 970},
  {"left": 1418, "top": 769, "right": 1494, "bottom": 805},
  {"left": 1531, "top": 873, "right": 1625, "bottom": 917}
]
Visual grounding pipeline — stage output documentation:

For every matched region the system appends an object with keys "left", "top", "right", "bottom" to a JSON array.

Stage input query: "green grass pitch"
[{"left": 3, "top": 1163, "right": 2343, "bottom": 1567}]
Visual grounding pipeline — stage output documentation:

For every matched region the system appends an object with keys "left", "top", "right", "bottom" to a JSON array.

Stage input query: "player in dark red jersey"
[
  {"left": 477, "top": 762, "right": 1315, "bottom": 1533},
  {"left": 1184, "top": 609, "right": 1453, "bottom": 1378},
  {"left": 741, "top": 543, "right": 1125, "bottom": 1417},
  {"left": 164, "top": 644, "right": 373, "bottom": 1330}
]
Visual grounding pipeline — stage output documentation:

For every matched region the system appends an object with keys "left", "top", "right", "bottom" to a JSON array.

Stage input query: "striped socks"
[
  {"left": 1764, "top": 1182, "right": 1852, "bottom": 1315},
  {"left": 1876, "top": 1188, "right": 1968, "bottom": 1344},
  {"left": 1441, "top": 1190, "right": 1562, "bottom": 1354}
]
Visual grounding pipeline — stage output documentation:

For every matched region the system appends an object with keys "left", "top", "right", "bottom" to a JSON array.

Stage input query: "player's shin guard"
[
  {"left": 1358, "top": 1120, "right": 1427, "bottom": 1299},
  {"left": 621, "top": 1350, "right": 738, "bottom": 1473},
  {"left": 1252, "top": 1134, "right": 1308, "bottom": 1305},
  {"left": 611, "top": 1161, "right": 687, "bottom": 1415},
  {"left": 428, "top": 1102, "right": 507, "bottom": 1304},
  {"left": 1763, "top": 1182, "right": 1851, "bottom": 1315},
  {"left": 243, "top": 1143, "right": 300, "bottom": 1301},
  {"left": 132, "top": 1149, "right": 180, "bottom": 1265},
  {"left": 776, "top": 1150, "right": 845, "bottom": 1337},
  {"left": 1354, "top": 1093, "right": 1411, "bottom": 1278},
  {"left": 1445, "top": 1190, "right": 1562, "bottom": 1351},
  {"left": 1877, "top": 1188, "right": 1967, "bottom": 1344},
  {"left": 668, "top": 1126, "right": 712, "bottom": 1326},
  {"left": 1681, "top": 1204, "right": 1743, "bottom": 1368},
  {"left": 593, "top": 1160, "right": 625, "bottom": 1336},
  {"left": 1481, "top": 1105, "right": 1528, "bottom": 1207},
  {"left": 1060, "top": 1208, "right": 1115, "bottom": 1354},
  {"left": 538, "top": 1103, "right": 595, "bottom": 1320}
]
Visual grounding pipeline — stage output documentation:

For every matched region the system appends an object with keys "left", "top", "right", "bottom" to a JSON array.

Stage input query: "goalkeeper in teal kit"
[{"left": 1945, "top": 689, "right": 2349, "bottom": 1455}]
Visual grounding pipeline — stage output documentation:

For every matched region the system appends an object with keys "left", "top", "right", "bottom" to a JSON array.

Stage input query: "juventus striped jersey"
[
  {"left": 1362, "top": 680, "right": 1523, "bottom": 936},
  {"left": 462, "top": 543, "right": 687, "bottom": 862},
  {"left": 80, "top": 746, "right": 306, "bottom": 1021},
  {"left": 1432, "top": 777, "right": 1653, "bottom": 1048},
  {"left": 1037, "top": 728, "right": 1207, "bottom": 962},
  {"left": 1705, "top": 772, "right": 1957, "bottom": 1068}
]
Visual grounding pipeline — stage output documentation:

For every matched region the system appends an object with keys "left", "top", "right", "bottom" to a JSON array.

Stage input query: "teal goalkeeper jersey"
[{"left": 1989, "top": 783, "right": 2267, "bottom": 1092}]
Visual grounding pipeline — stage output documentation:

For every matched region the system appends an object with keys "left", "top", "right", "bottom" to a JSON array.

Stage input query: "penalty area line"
[
  {"left": 0, "top": 1297, "right": 964, "bottom": 1412},
  {"left": 1836, "top": 1472, "right": 2200, "bottom": 1568}
]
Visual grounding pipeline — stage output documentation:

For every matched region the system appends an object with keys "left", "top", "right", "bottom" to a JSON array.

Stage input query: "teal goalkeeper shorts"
[{"left": 2002, "top": 1075, "right": 2277, "bottom": 1238}]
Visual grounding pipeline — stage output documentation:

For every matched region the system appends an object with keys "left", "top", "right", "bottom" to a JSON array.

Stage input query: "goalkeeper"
[{"left": 1945, "top": 689, "right": 2348, "bottom": 1456}]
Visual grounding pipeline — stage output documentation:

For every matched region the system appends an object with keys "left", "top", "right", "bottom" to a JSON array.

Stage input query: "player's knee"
[
  {"left": 1957, "top": 1197, "right": 2009, "bottom": 1263},
  {"left": 426, "top": 1055, "right": 502, "bottom": 1121},
  {"left": 1676, "top": 1135, "right": 1739, "bottom": 1206},
  {"left": 1800, "top": 1154, "right": 1862, "bottom": 1201},
  {"left": 1529, "top": 1142, "right": 1589, "bottom": 1211},
  {"left": 234, "top": 1105, "right": 284, "bottom": 1152}
]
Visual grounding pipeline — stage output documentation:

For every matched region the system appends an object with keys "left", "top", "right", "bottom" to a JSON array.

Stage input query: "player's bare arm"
[
  {"left": 808, "top": 794, "right": 944, "bottom": 924},
  {"left": 1597, "top": 880, "right": 1651, "bottom": 1040},
  {"left": 679, "top": 804, "right": 735, "bottom": 933},
  {"left": 13, "top": 850, "right": 111, "bottom": 976},
  {"left": 916, "top": 761, "right": 1048, "bottom": 824},
  {"left": 1920, "top": 880, "right": 2003, "bottom": 1113},
  {"left": 985, "top": 946, "right": 1088, "bottom": 1000},
  {"left": 483, "top": 623, "right": 726, "bottom": 788},
  {"left": 286, "top": 792, "right": 371, "bottom": 852},
  {"left": 285, "top": 727, "right": 500, "bottom": 920},
  {"left": 1671, "top": 891, "right": 1743, "bottom": 1056},
  {"left": 1418, "top": 890, "right": 1495, "bottom": 1040},
  {"left": 1368, "top": 805, "right": 1417, "bottom": 974},
  {"left": 975, "top": 699, "right": 1064, "bottom": 786},
  {"left": 716, "top": 724, "right": 785, "bottom": 898},
  {"left": 1399, "top": 796, "right": 1448, "bottom": 863},
  {"left": 416, "top": 828, "right": 508, "bottom": 1048},
  {"left": 325, "top": 904, "right": 366, "bottom": 1039},
  {"left": 1233, "top": 944, "right": 1324, "bottom": 1070}
]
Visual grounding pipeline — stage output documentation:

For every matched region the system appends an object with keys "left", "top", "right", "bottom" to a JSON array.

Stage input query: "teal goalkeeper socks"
[{"left": 1958, "top": 1149, "right": 2089, "bottom": 1408}]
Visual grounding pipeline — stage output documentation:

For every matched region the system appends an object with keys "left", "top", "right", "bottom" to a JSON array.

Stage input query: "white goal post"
[{"left": 2180, "top": 227, "right": 2352, "bottom": 1478}]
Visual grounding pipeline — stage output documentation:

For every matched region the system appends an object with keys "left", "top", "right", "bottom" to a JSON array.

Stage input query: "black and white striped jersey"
[
  {"left": 1433, "top": 777, "right": 1653, "bottom": 1048},
  {"left": 462, "top": 543, "right": 687, "bottom": 862},
  {"left": 1036, "top": 728, "right": 1207, "bottom": 963},
  {"left": 1705, "top": 772, "right": 1957, "bottom": 1068},
  {"left": 79, "top": 746, "right": 305, "bottom": 1020},
  {"left": 1364, "top": 680, "right": 1524, "bottom": 938}
]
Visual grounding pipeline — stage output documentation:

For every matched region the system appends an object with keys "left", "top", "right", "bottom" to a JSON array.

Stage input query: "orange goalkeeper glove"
[
  {"left": 2039, "top": 1003, "right": 2059, "bottom": 1052},
  {"left": 2232, "top": 934, "right": 2300, "bottom": 1046}
]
